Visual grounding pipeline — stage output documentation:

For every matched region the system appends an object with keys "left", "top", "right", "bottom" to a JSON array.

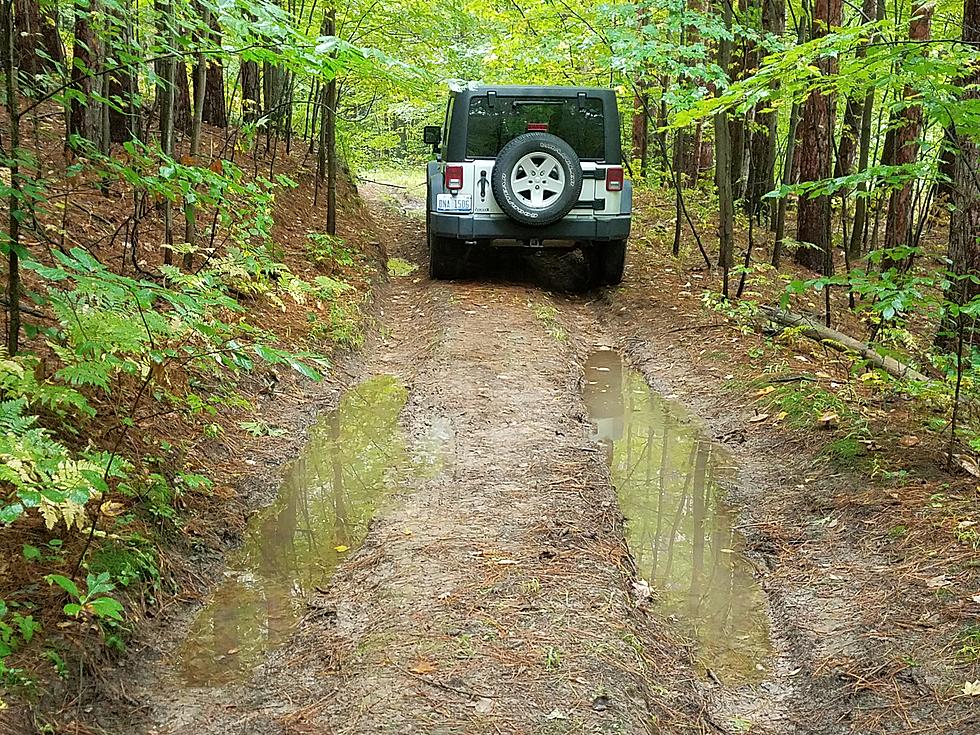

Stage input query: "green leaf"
[
  {"left": 45, "top": 574, "right": 80, "bottom": 600},
  {"left": 287, "top": 358, "right": 322, "bottom": 381},
  {"left": 88, "top": 597, "right": 124, "bottom": 622}
]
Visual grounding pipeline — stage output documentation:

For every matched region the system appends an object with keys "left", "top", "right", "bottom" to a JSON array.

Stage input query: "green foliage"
[
  {"left": 45, "top": 572, "right": 124, "bottom": 623},
  {"left": 529, "top": 302, "right": 567, "bottom": 343},
  {"left": 307, "top": 300, "right": 365, "bottom": 350},
  {"left": 239, "top": 420, "right": 288, "bottom": 438},
  {"left": 956, "top": 625, "right": 980, "bottom": 664},
  {"left": 0, "top": 598, "right": 40, "bottom": 693},
  {"left": 306, "top": 233, "right": 356, "bottom": 269},
  {"left": 387, "top": 258, "right": 419, "bottom": 277}
]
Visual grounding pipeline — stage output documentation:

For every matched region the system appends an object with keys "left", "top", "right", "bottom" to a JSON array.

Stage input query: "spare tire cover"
[{"left": 490, "top": 132, "right": 583, "bottom": 226}]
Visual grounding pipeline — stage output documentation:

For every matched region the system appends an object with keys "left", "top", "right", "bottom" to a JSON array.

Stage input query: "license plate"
[{"left": 436, "top": 193, "right": 472, "bottom": 213}]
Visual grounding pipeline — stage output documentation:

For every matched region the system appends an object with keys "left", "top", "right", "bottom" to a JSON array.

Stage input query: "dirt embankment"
[{"left": 44, "top": 188, "right": 979, "bottom": 735}]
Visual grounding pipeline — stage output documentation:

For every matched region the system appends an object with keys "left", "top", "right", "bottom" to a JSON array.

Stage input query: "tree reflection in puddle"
[
  {"left": 584, "top": 350, "right": 772, "bottom": 685},
  {"left": 178, "top": 375, "right": 443, "bottom": 687}
]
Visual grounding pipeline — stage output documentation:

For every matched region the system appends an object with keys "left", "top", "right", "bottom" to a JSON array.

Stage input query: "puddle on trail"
[
  {"left": 584, "top": 350, "right": 772, "bottom": 685},
  {"left": 178, "top": 375, "right": 446, "bottom": 687}
]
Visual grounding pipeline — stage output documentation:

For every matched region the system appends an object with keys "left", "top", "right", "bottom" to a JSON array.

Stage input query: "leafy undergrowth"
[
  {"left": 630, "top": 184, "right": 976, "bottom": 468},
  {"left": 0, "top": 110, "right": 384, "bottom": 715}
]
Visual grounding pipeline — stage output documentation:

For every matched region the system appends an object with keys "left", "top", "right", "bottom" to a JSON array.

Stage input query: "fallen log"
[{"left": 759, "top": 305, "right": 930, "bottom": 382}]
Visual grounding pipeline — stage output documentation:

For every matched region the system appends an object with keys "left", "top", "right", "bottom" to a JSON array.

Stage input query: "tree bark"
[
  {"left": 746, "top": 0, "right": 785, "bottom": 220},
  {"left": 197, "top": 11, "right": 226, "bottom": 127},
  {"left": 184, "top": 2, "right": 208, "bottom": 271},
  {"left": 67, "top": 0, "right": 103, "bottom": 146},
  {"left": 760, "top": 307, "right": 928, "bottom": 381},
  {"left": 794, "top": 0, "right": 842, "bottom": 273},
  {"left": 241, "top": 59, "right": 261, "bottom": 122},
  {"left": 174, "top": 59, "right": 192, "bottom": 131},
  {"left": 3, "top": 0, "right": 22, "bottom": 354},
  {"left": 632, "top": 89, "right": 649, "bottom": 175},
  {"left": 107, "top": 0, "right": 138, "bottom": 143},
  {"left": 324, "top": 6, "right": 337, "bottom": 235},
  {"left": 847, "top": 0, "right": 884, "bottom": 258},
  {"left": 13, "top": 0, "right": 63, "bottom": 87},
  {"left": 715, "top": 0, "right": 735, "bottom": 296},
  {"left": 941, "top": 0, "right": 980, "bottom": 349},
  {"left": 158, "top": 0, "right": 176, "bottom": 265},
  {"left": 883, "top": 3, "right": 933, "bottom": 253}
]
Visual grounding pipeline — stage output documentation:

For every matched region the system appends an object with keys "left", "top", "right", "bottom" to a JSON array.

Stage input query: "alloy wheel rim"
[{"left": 510, "top": 152, "right": 566, "bottom": 209}]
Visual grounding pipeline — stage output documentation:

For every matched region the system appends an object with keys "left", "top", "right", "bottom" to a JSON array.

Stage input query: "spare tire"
[{"left": 491, "top": 132, "right": 583, "bottom": 226}]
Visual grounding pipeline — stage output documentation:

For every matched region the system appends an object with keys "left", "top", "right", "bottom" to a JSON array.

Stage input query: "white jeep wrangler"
[{"left": 424, "top": 85, "right": 632, "bottom": 286}]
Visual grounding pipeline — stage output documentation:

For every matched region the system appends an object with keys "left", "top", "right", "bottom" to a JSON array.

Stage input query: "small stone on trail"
[{"left": 591, "top": 694, "right": 610, "bottom": 712}]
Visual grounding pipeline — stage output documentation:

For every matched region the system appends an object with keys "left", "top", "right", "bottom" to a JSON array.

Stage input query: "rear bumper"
[{"left": 429, "top": 213, "right": 631, "bottom": 243}]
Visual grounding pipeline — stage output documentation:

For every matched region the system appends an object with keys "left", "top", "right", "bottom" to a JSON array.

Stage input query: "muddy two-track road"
[{"left": 84, "top": 194, "right": 972, "bottom": 735}]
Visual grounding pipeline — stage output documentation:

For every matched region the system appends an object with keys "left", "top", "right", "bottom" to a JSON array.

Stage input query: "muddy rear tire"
[
  {"left": 588, "top": 240, "right": 627, "bottom": 287},
  {"left": 428, "top": 229, "right": 463, "bottom": 280}
]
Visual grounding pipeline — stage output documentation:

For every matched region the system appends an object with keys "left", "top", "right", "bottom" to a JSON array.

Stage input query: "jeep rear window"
[{"left": 465, "top": 97, "right": 605, "bottom": 160}]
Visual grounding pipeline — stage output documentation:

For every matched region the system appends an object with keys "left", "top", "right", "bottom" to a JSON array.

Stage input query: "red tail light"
[
  {"left": 606, "top": 167, "right": 624, "bottom": 192},
  {"left": 527, "top": 123, "right": 549, "bottom": 132},
  {"left": 445, "top": 165, "right": 464, "bottom": 191}
]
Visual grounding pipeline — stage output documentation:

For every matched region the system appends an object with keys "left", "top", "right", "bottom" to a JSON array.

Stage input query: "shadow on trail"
[{"left": 436, "top": 241, "right": 595, "bottom": 292}]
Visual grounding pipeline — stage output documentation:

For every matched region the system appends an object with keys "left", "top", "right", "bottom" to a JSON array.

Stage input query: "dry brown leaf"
[
  {"left": 754, "top": 386, "right": 775, "bottom": 397},
  {"left": 956, "top": 455, "right": 980, "bottom": 478},
  {"left": 817, "top": 411, "right": 838, "bottom": 428},
  {"left": 898, "top": 435, "right": 921, "bottom": 447},
  {"left": 748, "top": 413, "right": 770, "bottom": 423},
  {"left": 409, "top": 659, "right": 437, "bottom": 674},
  {"left": 99, "top": 501, "right": 126, "bottom": 517}
]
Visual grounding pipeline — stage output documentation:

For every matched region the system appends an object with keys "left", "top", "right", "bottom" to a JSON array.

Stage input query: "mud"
[{"left": 64, "top": 187, "right": 977, "bottom": 735}]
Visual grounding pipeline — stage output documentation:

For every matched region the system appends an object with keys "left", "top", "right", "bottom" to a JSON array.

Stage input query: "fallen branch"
[
  {"left": 759, "top": 305, "right": 929, "bottom": 382},
  {"left": 357, "top": 177, "right": 408, "bottom": 189}
]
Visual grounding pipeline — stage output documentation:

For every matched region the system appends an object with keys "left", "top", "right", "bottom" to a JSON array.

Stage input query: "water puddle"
[
  {"left": 177, "top": 375, "right": 439, "bottom": 687},
  {"left": 583, "top": 350, "right": 772, "bottom": 685}
]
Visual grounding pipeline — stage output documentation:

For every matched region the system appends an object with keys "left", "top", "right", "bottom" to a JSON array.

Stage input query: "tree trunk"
[
  {"left": 197, "top": 11, "right": 226, "bottom": 127},
  {"left": 67, "top": 0, "right": 103, "bottom": 146},
  {"left": 154, "top": 0, "right": 189, "bottom": 132},
  {"left": 632, "top": 89, "right": 649, "bottom": 175},
  {"left": 107, "top": 0, "right": 138, "bottom": 143},
  {"left": 184, "top": 3, "right": 209, "bottom": 271},
  {"left": 883, "top": 3, "right": 933, "bottom": 253},
  {"left": 847, "top": 0, "right": 884, "bottom": 258},
  {"left": 324, "top": 6, "right": 338, "bottom": 236},
  {"left": 941, "top": 0, "right": 980, "bottom": 349},
  {"left": 794, "top": 0, "right": 842, "bottom": 273},
  {"left": 241, "top": 59, "right": 261, "bottom": 122},
  {"left": 158, "top": 0, "right": 176, "bottom": 266},
  {"left": 715, "top": 0, "right": 734, "bottom": 296},
  {"left": 3, "top": 0, "right": 22, "bottom": 354},
  {"left": 937, "top": 125, "right": 957, "bottom": 198},
  {"left": 747, "top": 0, "right": 785, "bottom": 220},
  {"left": 13, "top": 0, "right": 63, "bottom": 86},
  {"left": 631, "top": 0, "right": 649, "bottom": 175},
  {"left": 174, "top": 60, "right": 192, "bottom": 131},
  {"left": 263, "top": 62, "right": 286, "bottom": 133},
  {"left": 727, "top": 0, "right": 748, "bottom": 198}
]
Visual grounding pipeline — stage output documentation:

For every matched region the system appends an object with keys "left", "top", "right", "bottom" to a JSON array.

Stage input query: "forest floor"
[{"left": 24, "top": 177, "right": 980, "bottom": 734}]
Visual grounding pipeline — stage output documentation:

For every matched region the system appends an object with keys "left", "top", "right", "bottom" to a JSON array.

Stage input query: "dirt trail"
[
  {"left": 76, "top": 194, "right": 975, "bottom": 735},
  {"left": 252, "top": 208, "right": 700, "bottom": 733}
]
